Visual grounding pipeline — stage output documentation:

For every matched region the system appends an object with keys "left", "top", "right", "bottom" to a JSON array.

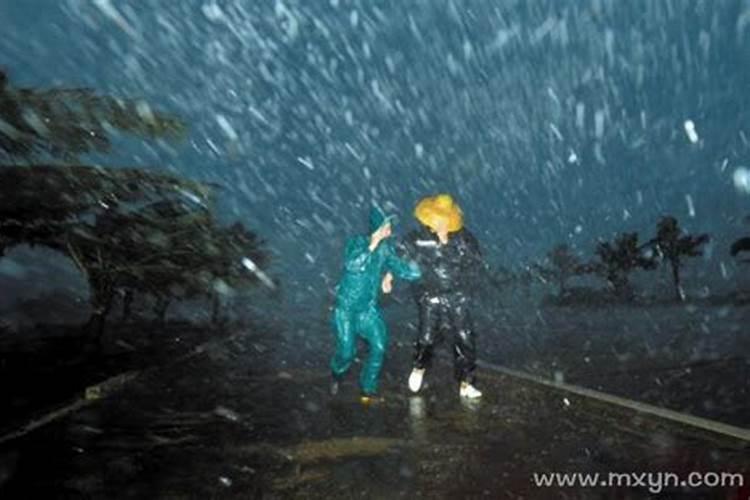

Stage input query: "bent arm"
[
  {"left": 343, "top": 236, "right": 371, "bottom": 272},
  {"left": 462, "top": 230, "right": 506, "bottom": 291},
  {"left": 462, "top": 230, "right": 486, "bottom": 271},
  {"left": 385, "top": 241, "right": 421, "bottom": 281},
  {"left": 394, "top": 230, "right": 420, "bottom": 261}
]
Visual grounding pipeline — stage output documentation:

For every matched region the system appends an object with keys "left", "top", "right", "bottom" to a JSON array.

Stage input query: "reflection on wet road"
[{"left": 0, "top": 332, "right": 748, "bottom": 499}]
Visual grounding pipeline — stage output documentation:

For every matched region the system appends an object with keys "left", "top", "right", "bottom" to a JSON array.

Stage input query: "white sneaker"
[
  {"left": 459, "top": 382, "right": 482, "bottom": 399},
  {"left": 408, "top": 368, "right": 425, "bottom": 393}
]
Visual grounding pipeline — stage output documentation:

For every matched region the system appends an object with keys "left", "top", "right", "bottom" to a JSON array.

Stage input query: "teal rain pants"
[{"left": 330, "top": 306, "right": 388, "bottom": 395}]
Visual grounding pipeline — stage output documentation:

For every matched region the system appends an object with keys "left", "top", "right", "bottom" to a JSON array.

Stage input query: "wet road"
[{"left": 0, "top": 332, "right": 748, "bottom": 499}]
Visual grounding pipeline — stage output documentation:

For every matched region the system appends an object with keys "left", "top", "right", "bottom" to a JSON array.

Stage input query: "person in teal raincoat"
[{"left": 330, "top": 206, "right": 421, "bottom": 403}]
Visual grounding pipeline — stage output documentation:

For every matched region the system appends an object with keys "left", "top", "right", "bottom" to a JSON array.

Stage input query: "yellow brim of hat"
[{"left": 414, "top": 196, "right": 464, "bottom": 232}]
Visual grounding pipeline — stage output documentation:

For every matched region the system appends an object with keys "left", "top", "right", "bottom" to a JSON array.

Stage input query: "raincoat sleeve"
[
  {"left": 343, "top": 236, "right": 371, "bottom": 272},
  {"left": 384, "top": 241, "right": 421, "bottom": 281},
  {"left": 461, "top": 230, "right": 490, "bottom": 278},
  {"left": 394, "top": 230, "right": 419, "bottom": 261},
  {"left": 461, "top": 230, "right": 505, "bottom": 292},
  {"left": 463, "top": 231, "right": 483, "bottom": 264}
]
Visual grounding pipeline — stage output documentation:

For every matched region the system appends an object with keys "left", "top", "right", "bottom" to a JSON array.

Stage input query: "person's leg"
[
  {"left": 359, "top": 308, "right": 388, "bottom": 397},
  {"left": 410, "top": 295, "right": 442, "bottom": 392},
  {"left": 446, "top": 293, "right": 480, "bottom": 398},
  {"left": 414, "top": 296, "right": 442, "bottom": 368},
  {"left": 330, "top": 308, "right": 357, "bottom": 390}
]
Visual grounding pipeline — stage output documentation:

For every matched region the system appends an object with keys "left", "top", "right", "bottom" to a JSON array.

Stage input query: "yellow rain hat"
[{"left": 414, "top": 194, "right": 464, "bottom": 233}]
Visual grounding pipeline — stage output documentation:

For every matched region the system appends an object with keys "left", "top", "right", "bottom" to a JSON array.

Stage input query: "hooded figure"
[
  {"left": 399, "top": 194, "right": 484, "bottom": 399},
  {"left": 330, "top": 205, "right": 421, "bottom": 402}
]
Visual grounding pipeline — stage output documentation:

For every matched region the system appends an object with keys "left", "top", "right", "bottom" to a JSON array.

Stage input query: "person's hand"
[
  {"left": 369, "top": 223, "right": 392, "bottom": 251},
  {"left": 381, "top": 272, "right": 393, "bottom": 294}
]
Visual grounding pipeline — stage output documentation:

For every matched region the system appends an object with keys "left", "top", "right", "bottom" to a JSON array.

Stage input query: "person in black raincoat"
[{"left": 399, "top": 194, "right": 484, "bottom": 399}]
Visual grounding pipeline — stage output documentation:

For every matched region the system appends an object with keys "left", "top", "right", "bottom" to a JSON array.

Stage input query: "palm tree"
[
  {"left": 593, "top": 232, "right": 657, "bottom": 300},
  {"left": 645, "top": 216, "right": 709, "bottom": 300},
  {"left": 535, "top": 244, "right": 586, "bottom": 296}
]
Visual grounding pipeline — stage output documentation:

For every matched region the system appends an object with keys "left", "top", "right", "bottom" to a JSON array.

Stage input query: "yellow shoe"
[{"left": 359, "top": 394, "right": 383, "bottom": 405}]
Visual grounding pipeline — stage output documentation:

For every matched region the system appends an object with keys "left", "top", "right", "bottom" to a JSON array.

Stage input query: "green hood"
[{"left": 369, "top": 205, "right": 397, "bottom": 233}]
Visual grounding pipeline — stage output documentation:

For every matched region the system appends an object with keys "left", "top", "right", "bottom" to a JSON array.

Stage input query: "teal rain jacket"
[
  {"left": 330, "top": 206, "right": 421, "bottom": 395},
  {"left": 334, "top": 207, "right": 421, "bottom": 311}
]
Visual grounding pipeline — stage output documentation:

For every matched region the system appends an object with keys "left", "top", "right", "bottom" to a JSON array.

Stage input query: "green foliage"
[
  {"left": 0, "top": 165, "right": 269, "bottom": 334},
  {"left": 533, "top": 244, "right": 588, "bottom": 296},
  {"left": 645, "top": 216, "right": 709, "bottom": 300},
  {"left": 651, "top": 216, "right": 709, "bottom": 261},
  {"left": 0, "top": 71, "right": 267, "bottom": 338},
  {"left": 0, "top": 70, "right": 184, "bottom": 162},
  {"left": 537, "top": 217, "right": 712, "bottom": 302},
  {"left": 593, "top": 232, "right": 656, "bottom": 299}
]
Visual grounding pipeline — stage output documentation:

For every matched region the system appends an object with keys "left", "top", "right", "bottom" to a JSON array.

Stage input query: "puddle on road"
[
  {"left": 286, "top": 436, "right": 402, "bottom": 463},
  {"left": 4, "top": 336, "right": 749, "bottom": 500}
]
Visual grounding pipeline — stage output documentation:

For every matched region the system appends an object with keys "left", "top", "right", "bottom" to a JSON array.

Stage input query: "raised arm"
[{"left": 343, "top": 236, "right": 372, "bottom": 272}]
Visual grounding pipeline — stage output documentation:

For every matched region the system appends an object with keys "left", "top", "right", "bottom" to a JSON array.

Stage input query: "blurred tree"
[
  {"left": 0, "top": 69, "right": 184, "bottom": 162},
  {"left": 0, "top": 72, "right": 271, "bottom": 342},
  {"left": 533, "top": 244, "right": 588, "bottom": 296},
  {"left": 113, "top": 219, "right": 270, "bottom": 326},
  {"left": 509, "top": 264, "right": 535, "bottom": 300},
  {"left": 0, "top": 165, "right": 212, "bottom": 253},
  {"left": 593, "top": 232, "right": 656, "bottom": 300},
  {"left": 730, "top": 237, "right": 750, "bottom": 263},
  {"left": 0, "top": 166, "right": 269, "bottom": 339},
  {"left": 645, "top": 216, "right": 709, "bottom": 301}
]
